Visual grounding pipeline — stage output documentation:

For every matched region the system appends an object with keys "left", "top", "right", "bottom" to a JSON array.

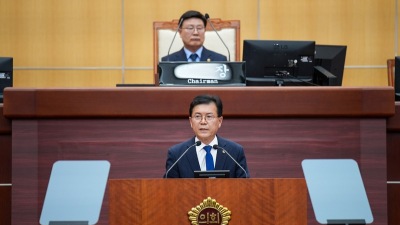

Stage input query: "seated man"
[
  {"left": 164, "top": 94, "right": 249, "bottom": 178},
  {"left": 161, "top": 10, "right": 227, "bottom": 62}
]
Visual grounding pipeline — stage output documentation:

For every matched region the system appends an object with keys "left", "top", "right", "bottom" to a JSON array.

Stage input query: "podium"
[{"left": 109, "top": 178, "right": 307, "bottom": 225}]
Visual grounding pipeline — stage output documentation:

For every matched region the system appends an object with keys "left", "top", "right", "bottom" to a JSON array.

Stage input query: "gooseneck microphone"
[
  {"left": 213, "top": 144, "right": 248, "bottom": 178},
  {"left": 167, "top": 18, "right": 184, "bottom": 61},
  {"left": 165, "top": 141, "right": 201, "bottom": 178},
  {"left": 205, "top": 13, "right": 231, "bottom": 62}
]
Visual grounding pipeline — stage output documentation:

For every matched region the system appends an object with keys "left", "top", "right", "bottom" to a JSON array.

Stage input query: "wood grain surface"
[{"left": 109, "top": 179, "right": 307, "bottom": 225}]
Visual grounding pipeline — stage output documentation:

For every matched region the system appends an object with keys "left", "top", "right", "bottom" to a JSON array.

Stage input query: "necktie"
[
  {"left": 189, "top": 53, "right": 198, "bottom": 62},
  {"left": 204, "top": 145, "right": 214, "bottom": 171}
]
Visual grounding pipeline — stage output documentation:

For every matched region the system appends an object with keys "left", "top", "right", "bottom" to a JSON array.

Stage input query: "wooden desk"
[{"left": 3, "top": 87, "right": 394, "bottom": 225}]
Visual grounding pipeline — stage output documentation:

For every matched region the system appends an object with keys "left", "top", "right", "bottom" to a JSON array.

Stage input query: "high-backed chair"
[
  {"left": 153, "top": 19, "right": 240, "bottom": 82},
  {"left": 387, "top": 59, "right": 395, "bottom": 87}
]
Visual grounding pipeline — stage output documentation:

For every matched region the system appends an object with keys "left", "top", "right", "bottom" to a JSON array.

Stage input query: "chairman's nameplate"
[{"left": 188, "top": 197, "right": 231, "bottom": 225}]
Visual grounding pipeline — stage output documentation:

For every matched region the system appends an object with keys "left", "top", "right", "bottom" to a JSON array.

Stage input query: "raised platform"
[{"left": 2, "top": 87, "right": 395, "bottom": 225}]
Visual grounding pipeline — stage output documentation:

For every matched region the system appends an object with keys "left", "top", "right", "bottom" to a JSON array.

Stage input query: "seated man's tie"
[{"left": 189, "top": 53, "right": 198, "bottom": 62}]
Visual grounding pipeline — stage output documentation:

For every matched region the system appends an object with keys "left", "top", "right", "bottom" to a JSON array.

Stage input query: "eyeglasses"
[
  {"left": 181, "top": 27, "right": 205, "bottom": 33},
  {"left": 191, "top": 115, "right": 216, "bottom": 122}
]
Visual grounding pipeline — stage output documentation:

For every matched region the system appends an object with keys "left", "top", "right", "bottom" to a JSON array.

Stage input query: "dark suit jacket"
[
  {"left": 161, "top": 47, "right": 227, "bottom": 62},
  {"left": 164, "top": 136, "right": 249, "bottom": 178}
]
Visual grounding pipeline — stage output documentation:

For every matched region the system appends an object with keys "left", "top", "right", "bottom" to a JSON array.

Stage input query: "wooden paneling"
[
  {"left": 0, "top": 105, "right": 12, "bottom": 184},
  {"left": 387, "top": 102, "right": 400, "bottom": 132},
  {"left": 260, "top": 0, "right": 395, "bottom": 66},
  {"left": 13, "top": 70, "right": 122, "bottom": 88},
  {"left": 0, "top": 186, "right": 11, "bottom": 225},
  {"left": 10, "top": 117, "right": 387, "bottom": 225},
  {"left": 2, "top": 87, "right": 395, "bottom": 118},
  {"left": 1, "top": 0, "right": 394, "bottom": 87},
  {"left": 109, "top": 179, "right": 307, "bottom": 225},
  {"left": 388, "top": 184, "right": 400, "bottom": 225},
  {"left": 124, "top": 70, "right": 155, "bottom": 85},
  {"left": 0, "top": 135, "right": 12, "bottom": 183},
  {"left": 342, "top": 68, "right": 388, "bottom": 87},
  {"left": 398, "top": 1, "right": 400, "bottom": 56},
  {"left": 0, "top": 0, "right": 122, "bottom": 67},
  {"left": 387, "top": 103, "right": 400, "bottom": 182},
  {"left": 0, "top": 104, "right": 11, "bottom": 134},
  {"left": 387, "top": 133, "right": 400, "bottom": 181},
  {"left": 0, "top": 105, "right": 11, "bottom": 225},
  {"left": 386, "top": 102, "right": 400, "bottom": 225},
  {"left": 6, "top": 87, "right": 391, "bottom": 225}
]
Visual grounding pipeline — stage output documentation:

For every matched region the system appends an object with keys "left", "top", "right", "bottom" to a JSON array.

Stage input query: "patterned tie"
[
  {"left": 189, "top": 53, "right": 198, "bottom": 62},
  {"left": 204, "top": 145, "right": 214, "bottom": 171}
]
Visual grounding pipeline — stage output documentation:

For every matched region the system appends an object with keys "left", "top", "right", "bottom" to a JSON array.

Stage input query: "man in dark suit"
[
  {"left": 161, "top": 10, "right": 227, "bottom": 62},
  {"left": 164, "top": 95, "right": 249, "bottom": 178}
]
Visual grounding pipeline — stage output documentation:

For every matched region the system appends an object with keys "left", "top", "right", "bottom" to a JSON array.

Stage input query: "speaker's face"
[
  {"left": 179, "top": 18, "right": 205, "bottom": 53},
  {"left": 189, "top": 102, "right": 223, "bottom": 145}
]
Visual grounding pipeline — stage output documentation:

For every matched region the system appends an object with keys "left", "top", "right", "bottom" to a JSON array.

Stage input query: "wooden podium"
[{"left": 109, "top": 178, "right": 307, "bottom": 225}]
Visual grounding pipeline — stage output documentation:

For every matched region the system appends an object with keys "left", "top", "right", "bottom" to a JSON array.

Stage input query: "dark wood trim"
[
  {"left": 387, "top": 102, "right": 400, "bottom": 131},
  {"left": 3, "top": 87, "right": 395, "bottom": 118},
  {"left": 0, "top": 104, "right": 11, "bottom": 134},
  {"left": 388, "top": 184, "right": 400, "bottom": 225},
  {"left": 0, "top": 135, "right": 12, "bottom": 183},
  {"left": 0, "top": 186, "right": 11, "bottom": 225}
]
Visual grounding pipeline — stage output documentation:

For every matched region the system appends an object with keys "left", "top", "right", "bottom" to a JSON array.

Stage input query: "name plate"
[{"left": 158, "top": 61, "right": 246, "bottom": 86}]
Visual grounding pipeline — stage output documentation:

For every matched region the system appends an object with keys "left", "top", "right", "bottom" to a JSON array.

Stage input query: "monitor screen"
[
  {"left": 395, "top": 57, "right": 400, "bottom": 101},
  {"left": 0, "top": 57, "right": 13, "bottom": 104},
  {"left": 243, "top": 40, "right": 315, "bottom": 86},
  {"left": 314, "top": 45, "right": 347, "bottom": 86},
  {"left": 194, "top": 170, "right": 230, "bottom": 178}
]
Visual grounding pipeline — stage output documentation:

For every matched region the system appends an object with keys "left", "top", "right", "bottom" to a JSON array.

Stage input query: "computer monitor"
[
  {"left": 243, "top": 40, "right": 316, "bottom": 86},
  {"left": 314, "top": 45, "right": 347, "bottom": 86},
  {"left": 0, "top": 57, "right": 13, "bottom": 104},
  {"left": 395, "top": 57, "right": 400, "bottom": 101}
]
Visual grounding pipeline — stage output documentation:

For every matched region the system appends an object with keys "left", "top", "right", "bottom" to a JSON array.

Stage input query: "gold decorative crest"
[{"left": 188, "top": 197, "right": 231, "bottom": 225}]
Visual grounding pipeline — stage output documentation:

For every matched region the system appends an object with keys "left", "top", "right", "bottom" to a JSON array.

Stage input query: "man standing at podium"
[
  {"left": 161, "top": 10, "right": 227, "bottom": 62},
  {"left": 164, "top": 94, "right": 249, "bottom": 178}
]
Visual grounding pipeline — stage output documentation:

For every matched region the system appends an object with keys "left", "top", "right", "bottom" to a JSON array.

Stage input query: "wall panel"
[
  {"left": 13, "top": 70, "right": 122, "bottom": 88},
  {"left": 124, "top": 70, "right": 154, "bottom": 84},
  {"left": 0, "top": 0, "right": 122, "bottom": 67},
  {"left": 397, "top": 0, "right": 400, "bottom": 56},
  {"left": 0, "top": 0, "right": 396, "bottom": 87},
  {"left": 343, "top": 68, "right": 387, "bottom": 86},
  {"left": 259, "top": 0, "right": 395, "bottom": 65}
]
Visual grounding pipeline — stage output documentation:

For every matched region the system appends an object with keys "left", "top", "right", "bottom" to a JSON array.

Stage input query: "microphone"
[
  {"left": 167, "top": 18, "right": 184, "bottom": 61},
  {"left": 205, "top": 13, "right": 231, "bottom": 62},
  {"left": 165, "top": 141, "right": 201, "bottom": 178},
  {"left": 212, "top": 144, "right": 248, "bottom": 178}
]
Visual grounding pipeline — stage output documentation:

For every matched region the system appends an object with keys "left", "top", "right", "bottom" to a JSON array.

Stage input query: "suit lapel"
[
  {"left": 200, "top": 47, "right": 212, "bottom": 61},
  {"left": 172, "top": 48, "right": 188, "bottom": 61},
  {"left": 185, "top": 139, "right": 201, "bottom": 171},
  {"left": 215, "top": 136, "right": 228, "bottom": 170}
]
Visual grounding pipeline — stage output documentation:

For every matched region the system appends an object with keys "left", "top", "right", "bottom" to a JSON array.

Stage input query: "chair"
[
  {"left": 153, "top": 18, "right": 240, "bottom": 83},
  {"left": 387, "top": 59, "right": 395, "bottom": 87}
]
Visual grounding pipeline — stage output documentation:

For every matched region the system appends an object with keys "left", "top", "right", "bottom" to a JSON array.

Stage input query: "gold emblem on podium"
[{"left": 188, "top": 197, "right": 231, "bottom": 225}]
